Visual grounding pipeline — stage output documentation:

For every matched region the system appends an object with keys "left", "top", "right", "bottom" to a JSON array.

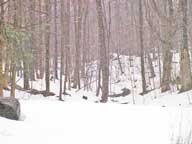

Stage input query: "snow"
[
  {"left": 0, "top": 99, "right": 173, "bottom": 144},
  {"left": 12, "top": 53, "right": 191, "bottom": 107},
  {"left": 1, "top": 54, "right": 192, "bottom": 143},
  {"left": 1, "top": 99, "right": 191, "bottom": 144}
]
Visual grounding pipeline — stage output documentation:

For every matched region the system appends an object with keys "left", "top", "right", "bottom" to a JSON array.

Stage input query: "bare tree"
[
  {"left": 45, "top": 0, "right": 51, "bottom": 95},
  {"left": 72, "top": 0, "right": 83, "bottom": 89},
  {"left": 54, "top": 0, "right": 58, "bottom": 80},
  {"left": 63, "top": 0, "right": 71, "bottom": 95},
  {"left": 96, "top": 0, "right": 109, "bottom": 103},
  {"left": 179, "top": 0, "right": 192, "bottom": 92},
  {"left": 139, "top": 0, "right": 147, "bottom": 94},
  {"left": 0, "top": 0, "right": 4, "bottom": 96}
]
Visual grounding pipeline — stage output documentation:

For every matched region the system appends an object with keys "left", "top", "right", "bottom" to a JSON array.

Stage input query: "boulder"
[
  {"left": 82, "top": 96, "right": 88, "bottom": 100},
  {"left": 0, "top": 97, "right": 20, "bottom": 120}
]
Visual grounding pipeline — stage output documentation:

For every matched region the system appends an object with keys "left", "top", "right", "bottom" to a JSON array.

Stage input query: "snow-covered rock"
[{"left": 0, "top": 97, "right": 20, "bottom": 120}]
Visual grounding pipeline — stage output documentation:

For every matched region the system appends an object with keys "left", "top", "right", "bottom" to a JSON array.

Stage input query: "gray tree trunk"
[
  {"left": 161, "top": 0, "right": 174, "bottom": 92},
  {"left": 45, "top": 0, "right": 51, "bottom": 94},
  {"left": 54, "top": 0, "right": 58, "bottom": 80},
  {"left": 179, "top": 0, "right": 192, "bottom": 92},
  {"left": 96, "top": 0, "right": 109, "bottom": 103},
  {"left": 139, "top": 0, "right": 147, "bottom": 95}
]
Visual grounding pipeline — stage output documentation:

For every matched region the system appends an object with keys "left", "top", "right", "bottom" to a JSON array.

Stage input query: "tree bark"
[
  {"left": 0, "top": 0, "right": 4, "bottom": 97},
  {"left": 96, "top": 0, "right": 109, "bottom": 103},
  {"left": 37, "top": 0, "right": 44, "bottom": 79},
  {"left": 161, "top": 0, "right": 174, "bottom": 93},
  {"left": 179, "top": 0, "right": 192, "bottom": 92},
  {"left": 139, "top": 0, "right": 147, "bottom": 95},
  {"left": 11, "top": 0, "right": 19, "bottom": 97},
  {"left": 63, "top": 0, "right": 71, "bottom": 95},
  {"left": 54, "top": 0, "right": 58, "bottom": 80},
  {"left": 45, "top": 0, "right": 51, "bottom": 94},
  {"left": 73, "top": 0, "right": 82, "bottom": 89}
]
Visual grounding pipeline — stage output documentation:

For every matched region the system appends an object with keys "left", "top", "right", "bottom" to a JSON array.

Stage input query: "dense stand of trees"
[{"left": 0, "top": 0, "right": 192, "bottom": 103}]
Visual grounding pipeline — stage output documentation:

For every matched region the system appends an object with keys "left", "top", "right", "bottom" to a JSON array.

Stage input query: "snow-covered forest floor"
[
  {"left": 7, "top": 53, "right": 192, "bottom": 107},
  {"left": 0, "top": 99, "right": 192, "bottom": 144},
  {"left": 1, "top": 54, "right": 192, "bottom": 143}
]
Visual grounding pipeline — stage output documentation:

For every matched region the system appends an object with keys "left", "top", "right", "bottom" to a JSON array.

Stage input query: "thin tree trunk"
[
  {"left": 0, "top": 38, "right": 2, "bottom": 96},
  {"left": 29, "top": 0, "right": 36, "bottom": 81},
  {"left": 139, "top": 0, "right": 147, "bottom": 95},
  {"left": 161, "top": 0, "right": 174, "bottom": 92},
  {"left": 96, "top": 0, "right": 109, "bottom": 103},
  {"left": 45, "top": 0, "right": 51, "bottom": 95},
  {"left": 59, "top": 0, "right": 64, "bottom": 100},
  {"left": 63, "top": 0, "right": 71, "bottom": 95},
  {"left": 54, "top": 0, "right": 58, "bottom": 80},
  {"left": 179, "top": 0, "right": 192, "bottom": 92},
  {"left": 10, "top": 0, "right": 19, "bottom": 97},
  {"left": 0, "top": 0, "right": 5, "bottom": 96},
  {"left": 73, "top": 0, "right": 82, "bottom": 89},
  {"left": 4, "top": 0, "right": 12, "bottom": 89},
  {"left": 23, "top": 1, "right": 29, "bottom": 90},
  {"left": 38, "top": 0, "right": 44, "bottom": 79}
]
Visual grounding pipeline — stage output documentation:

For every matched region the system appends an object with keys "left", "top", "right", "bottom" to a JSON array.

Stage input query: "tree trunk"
[
  {"left": 139, "top": 0, "right": 147, "bottom": 95},
  {"left": 63, "top": 0, "right": 71, "bottom": 95},
  {"left": 147, "top": 53, "right": 155, "bottom": 78},
  {"left": 29, "top": 0, "right": 36, "bottom": 81},
  {"left": 0, "top": 0, "right": 4, "bottom": 97},
  {"left": 11, "top": 0, "right": 19, "bottom": 97},
  {"left": 161, "top": 0, "right": 174, "bottom": 92},
  {"left": 0, "top": 30, "right": 3, "bottom": 97},
  {"left": 179, "top": 0, "right": 192, "bottom": 92},
  {"left": 45, "top": 0, "right": 51, "bottom": 94},
  {"left": 22, "top": 0, "right": 29, "bottom": 90},
  {"left": 37, "top": 0, "right": 44, "bottom": 79},
  {"left": 96, "top": 0, "right": 109, "bottom": 103},
  {"left": 73, "top": 0, "right": 82, "bottom": 89},
  {"left": 54, "top": 0, "right": 58, "bottom": 80}
]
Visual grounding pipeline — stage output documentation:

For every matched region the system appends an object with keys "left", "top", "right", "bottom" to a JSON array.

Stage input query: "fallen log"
[
  {"left": 109, "top": 88, "right": 130, "bottom": 98},
  {"left": 15, "top": 85, "right": 56, "bottom": 97},
  {"left": 27, "top": 89, "right": 55, "bottom": 97}
]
